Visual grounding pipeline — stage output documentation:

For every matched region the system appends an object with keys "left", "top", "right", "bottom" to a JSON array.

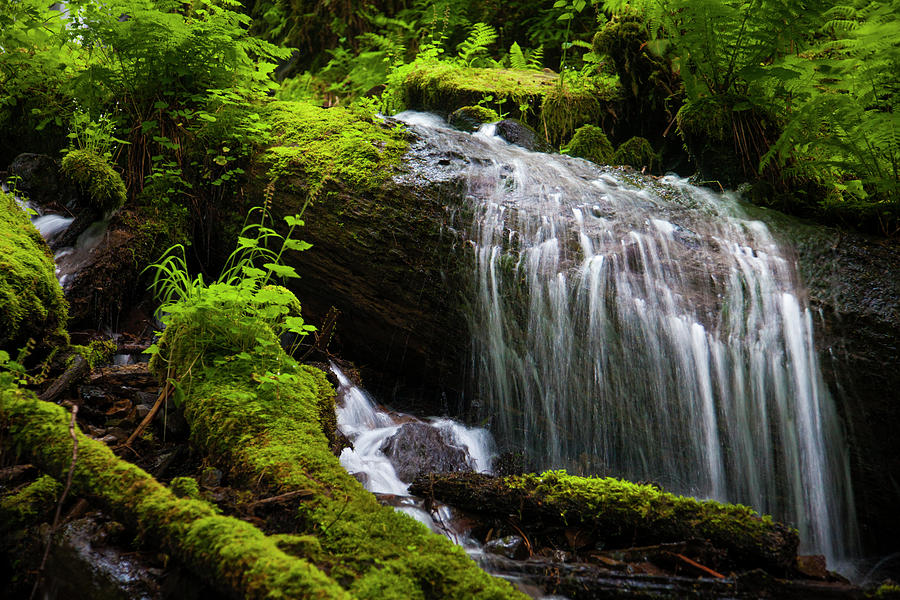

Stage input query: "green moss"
[
  {"left": 0, "top": 382, "right": 350, "bottom": 599},
  {"left": 60, "top": 149, "right": 127, "bottom": 213},
  {"left": 448, "top": 105, "right": 500, "bottom": 132},
  {"left": 397, "top": 63, "right": 618, "bottom": 147},
  {"left": 872, "top": 583, "right": 900, "bottom": 599},
  {"left": 151, "top": 305, "right": 524, "bottom": 599},
  {"left": 563, "top": 125, "right": 614, "bottom": 165},
  {"left": 505, "top": 470, "right": 797, "bottom": 571},
  {"left": 539, "top": 81, "right": 609, "bottom": 146},
  {"left": 262, "top": 100, "right": 408, "bottom": 200},
  {"left": 0, "top": 475, "right": 62, "bottom": 533},
  {"left": 677, "top": 96, "right": 733, "bottom": 144},
  {"left": 612, "top": 136, "right": 660, "bottom": 172},
  {"left": 0, "top": 191, "right": 69, "bottom": 351},
  {"left": 69, "top": 339, "right": 117, "bottom": 368},
  {"left": 170, "top": 476, "right": 201, "bottom": 500}
]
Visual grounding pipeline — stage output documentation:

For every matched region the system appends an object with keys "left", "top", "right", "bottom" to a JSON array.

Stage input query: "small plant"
[
  {"left": 456, "top": 23, "right": 498, "bottom": 67},
  {"left": 145, "top": 205, "right": 316, "bottom": 394}
]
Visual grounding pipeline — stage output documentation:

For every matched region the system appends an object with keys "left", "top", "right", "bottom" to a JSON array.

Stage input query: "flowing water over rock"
[
  {"left": 394, "top": 113, "right": 857, "bottom": 567},
  {"left": 332, "top": 363, "right": 494, "bottom": 539}
]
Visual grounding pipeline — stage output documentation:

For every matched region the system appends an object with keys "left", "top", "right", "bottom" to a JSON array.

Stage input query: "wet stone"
[
  {"left": 484, "top": 535, "right": 529, "bottom": 560},
  {"left": 380, "top": 422, "right": 474, "bottom": 483}
]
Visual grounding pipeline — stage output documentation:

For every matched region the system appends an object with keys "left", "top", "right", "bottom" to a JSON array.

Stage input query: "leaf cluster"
[{"left": 145, "top": 206, "right": 316, "bottom": 383}]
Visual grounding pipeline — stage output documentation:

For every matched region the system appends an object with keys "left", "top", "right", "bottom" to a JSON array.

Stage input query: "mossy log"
[
  {"left": 410, "top": 471, "right": 800, "bottom": 574},
  {"left": 149, "top": 304, "right": 525, "bottom": 600},
  {"left": 0, "top": 385, "right": 351, "bottom": 599},
  {"left": 399, "top": 64, "right": 619, "bottom": 145}
]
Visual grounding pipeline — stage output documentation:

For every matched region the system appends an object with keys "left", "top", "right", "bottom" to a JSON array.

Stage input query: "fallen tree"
[{"left": 410, "top": 471, "right": 800, "bottom": 574}]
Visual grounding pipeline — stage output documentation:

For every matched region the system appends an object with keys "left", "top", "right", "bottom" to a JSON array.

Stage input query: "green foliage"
[
  {"left": 457, "top": 23, "right": 498, "bottom": 67},
  {"left": 613, "top": 136, "right": 660, "bottom": 171},
  {"left": 146, "top": 206, "right": 315, "bottom": 381},
  {"left": 761, "top": 0, "right": 900, "bottom": 233},
  {"left": 0, "top": 191, "right": 68, "bottom": 352},
  {"left": 69, "top": 339, "right": 117, "bottom": 369},
  {"left": 60, "top": 149, "right": 128, "bottom": 213},
  {"left": 562, "top": 124, "right": 614, "bottom": 164}
]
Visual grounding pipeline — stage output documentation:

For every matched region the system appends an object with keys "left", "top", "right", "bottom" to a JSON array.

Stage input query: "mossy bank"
[{"left": 0, "top": 190, "right": 68, "bottom": 351}]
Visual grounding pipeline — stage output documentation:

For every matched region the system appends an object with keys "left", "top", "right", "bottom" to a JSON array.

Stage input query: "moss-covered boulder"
[
  {"left": 396, "top": 63, "right": 619, "bottom": 146},
  {"left": 247, "top": 100, "right": 474, "bottom": 410},
  {"left": 563, "top": 124, "right": 614, "bottom": 165},
  {"left": 0, "top": 190, "right": 68, "bottom": 350},
  {"left": 613, "top": 136, "right": 660, "bottom": 172},
  {"left": 448, "top": 105, "right": 500, "bottom": 132},
  {"left": 60, "top": 149, "right": 127, "bottom": 213}
]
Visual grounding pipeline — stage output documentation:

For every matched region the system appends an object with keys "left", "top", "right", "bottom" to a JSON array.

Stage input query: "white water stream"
[
  {"left": 393, "top": 112, "right": 857, "bottom": 568},
  {"left": 332, "top": 363, "right": 494, "bottom": 543}
]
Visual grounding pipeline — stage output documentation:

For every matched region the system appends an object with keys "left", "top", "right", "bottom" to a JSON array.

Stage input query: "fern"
[
  {"left": 457, "top": 22, "right": 497, "bottom": 67},
  {"left": 510, "top": 42, "right": 528, "bottom": 70},
  {"left": 528, "top": 45, "right": 545, "bottom": 70}
]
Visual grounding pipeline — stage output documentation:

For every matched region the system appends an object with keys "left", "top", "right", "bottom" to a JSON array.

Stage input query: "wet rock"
[
  {"left": 41, "top": 513, "right": 164, "bottom": 600},
  {"left": 484, "top": 535, "right": 529, "bottom": 560},
  {"left": 448, "top": 106, "right": 498, "bottom": 132},
  {"left": 494, "top": 119, "right": 552, "bottom": 153},
  {"left": 760, "top": 209, "right": 900, "bottom": 556},
  {"left": 380, "top": 422, "right": 474, "bottom": 482},
  {"left": 7, "top": 153, "right": 77, "bottom": 209},
  {"left": 199, "top": 467, "right": 222, "bottom": 489}
]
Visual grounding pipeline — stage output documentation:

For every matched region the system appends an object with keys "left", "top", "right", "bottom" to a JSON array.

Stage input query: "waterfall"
[{"left": 395, "top": 113, "right": 857, "bottom": 566}]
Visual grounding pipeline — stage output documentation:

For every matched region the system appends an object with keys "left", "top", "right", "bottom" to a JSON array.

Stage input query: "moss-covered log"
[
  {"left": 149, "top": 301, "right": 524, "bottom": 600},
  {"left": 0, "top": 190, "right": 68, "bottom": 351},
  {"left": 0, "top": 474, "right": 62, "bottom": 535},
  {"left": 397, "top": 64, "right": 619, "bottom": 145},
  {"left": 0, "top": 385, "right": 351, "bottom": 599},
  {"left": 410, "top": 471, "right": 800, "bottom": 574}
]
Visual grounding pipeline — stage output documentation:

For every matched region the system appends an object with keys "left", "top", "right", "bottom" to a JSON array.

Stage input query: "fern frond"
[
  {"left": 510, "top": 42, "right": 527, "bottom": 70},
  {"left": 527, "top": 45, "right": 545, "bottom": 70},
  {"left": 457, "top": 22, "right": 497, "bottom": 67}
]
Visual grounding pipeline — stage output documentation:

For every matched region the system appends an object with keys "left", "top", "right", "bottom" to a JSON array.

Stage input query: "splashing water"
[
  {"left": 395, "top": 113, "right": 857, "bottom": 566},
  {"left": 332, "top": 362, "right": 495, "bottom": 544}
]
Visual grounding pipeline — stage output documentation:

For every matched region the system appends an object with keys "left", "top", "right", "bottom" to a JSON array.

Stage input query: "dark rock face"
[
  {"left": 380, "top": 422, "right": 473, "bottom": 482},
  {"left": 762, "top": 209, "right": 900, "bottom": 556},
  {"left": 494, "top": 119, "right": 552, "bottom": 153},
  {"left": 266, "top": 132, "right": 476, "bottom": 414},
  {"left": 7, "top": 153, "right": 77, "bottom": 209}
]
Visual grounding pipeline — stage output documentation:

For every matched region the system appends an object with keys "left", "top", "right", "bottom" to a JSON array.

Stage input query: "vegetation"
[
  {"left": 0, "top": 191, "right": 68, "bottom": 351},
  {"left": 0, "top": 0, "right": 897, "bottom": 595}
]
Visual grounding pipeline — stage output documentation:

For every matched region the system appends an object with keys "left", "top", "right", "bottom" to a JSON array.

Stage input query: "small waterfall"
[
  {"left": 332, "top": 363, "right": 495, "bottom": 543},
  {"left": 395, "top": 113, "right": 857, "bottom": 566}
]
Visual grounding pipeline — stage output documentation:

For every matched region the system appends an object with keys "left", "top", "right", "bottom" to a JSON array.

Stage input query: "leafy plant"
[
  {"left": 145, "top": 205, "right": 316, "bottom": 380},
  {"left": 760, "top": 0, "right": 900, "bottom": 232},
  {"left": 457, "top": 22, "right": 498, "bottom": 67}
]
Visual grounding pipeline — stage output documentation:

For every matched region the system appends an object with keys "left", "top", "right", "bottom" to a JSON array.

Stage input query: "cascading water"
[
  {"left": 395, "top": 112, "right": 857, "bottom": 568},
  {"left": 332, "top": 362, "right": 495, "bottom": 543}
]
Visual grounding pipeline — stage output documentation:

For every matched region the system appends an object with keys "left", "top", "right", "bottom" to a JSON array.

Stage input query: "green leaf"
[
  {"left": 241, "top": 265, "right": 266, "bottom": 279},
  {"left": 263, "top": 263, "right": 300, "bottom": 279},
  {"left": 282, "top": 239, "right": 312, "bottom": 251},
  {"left": 284, "top": 215, "right": 305, "bottom": 227}
]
